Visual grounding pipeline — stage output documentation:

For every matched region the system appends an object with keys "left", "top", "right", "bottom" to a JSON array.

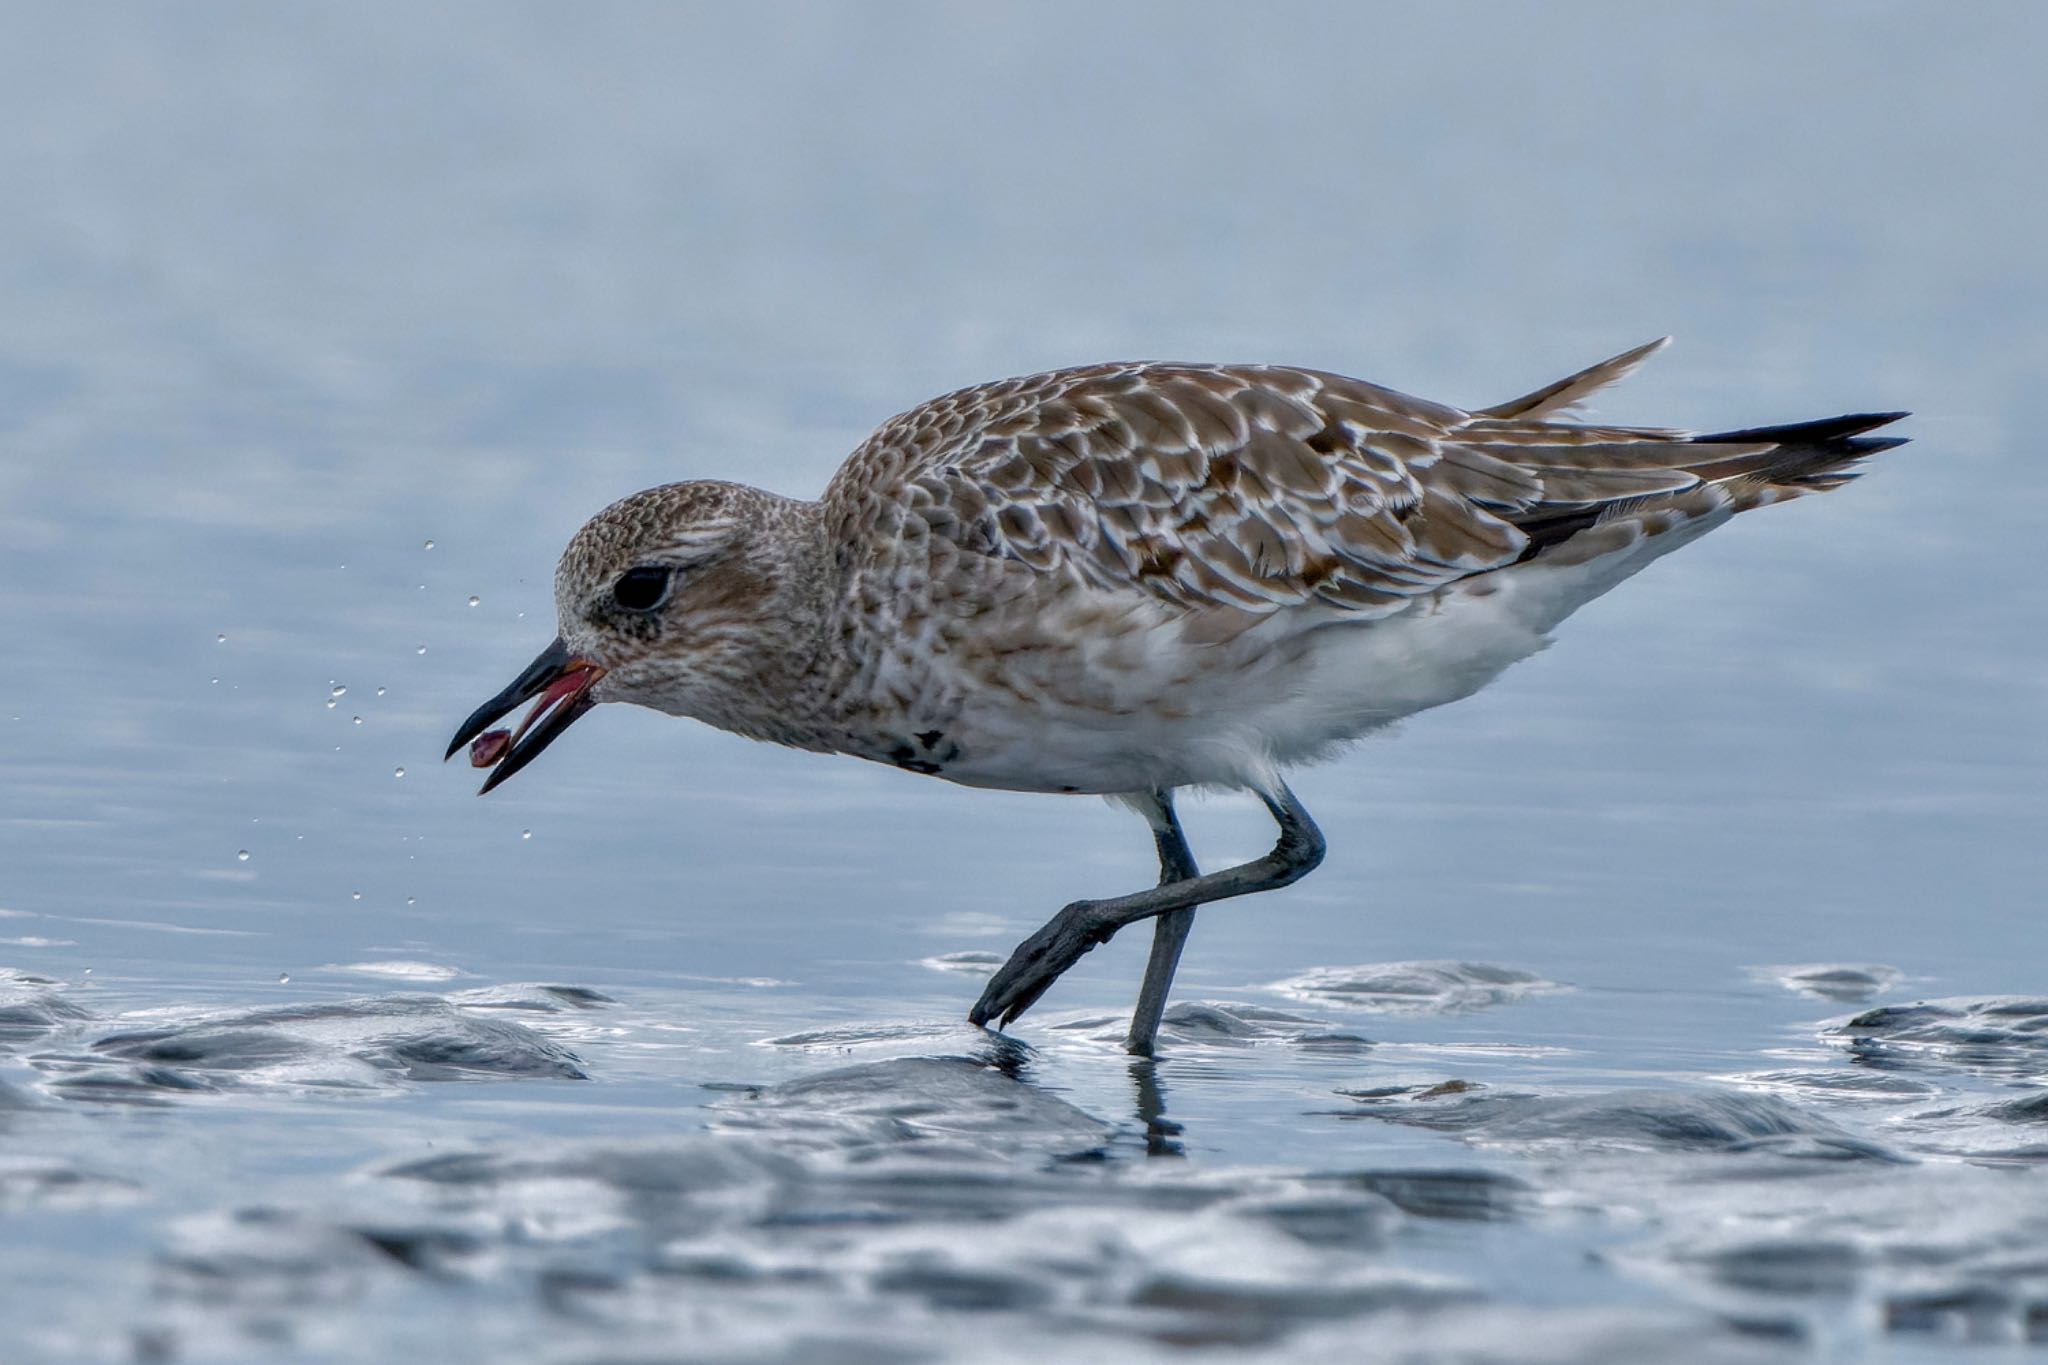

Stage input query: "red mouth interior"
[{"left": 474, "top": 663, "right": 602, "bottom": 770}]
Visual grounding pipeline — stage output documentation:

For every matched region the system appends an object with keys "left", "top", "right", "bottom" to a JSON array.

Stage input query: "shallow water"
[{"left": 2, "top": 6, "right": 2045, "bottom": 1362}]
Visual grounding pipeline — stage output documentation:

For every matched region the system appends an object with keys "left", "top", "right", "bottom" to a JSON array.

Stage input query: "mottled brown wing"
[{"left": 826, "top": 357, "right": 1732, "bottom": 616}]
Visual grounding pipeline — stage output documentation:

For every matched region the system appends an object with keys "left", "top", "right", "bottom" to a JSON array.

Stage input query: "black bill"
[{"left": 444, "top": 636, "right": 606, "bottom": 794}]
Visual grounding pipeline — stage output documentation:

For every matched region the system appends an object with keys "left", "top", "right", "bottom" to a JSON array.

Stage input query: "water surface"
[{"left": 1, "top": 6, "right": 2044, "bottom": 1361}]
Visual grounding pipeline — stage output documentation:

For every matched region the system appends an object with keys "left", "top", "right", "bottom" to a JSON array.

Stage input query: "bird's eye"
[{"left": 612, "top": 565, "right": 673, "bottom": 611}]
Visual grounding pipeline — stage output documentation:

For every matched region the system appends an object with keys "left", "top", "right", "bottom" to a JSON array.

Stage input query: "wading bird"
[{"left": 447, "top": 340, "right": 1904, "bottom": 1055}]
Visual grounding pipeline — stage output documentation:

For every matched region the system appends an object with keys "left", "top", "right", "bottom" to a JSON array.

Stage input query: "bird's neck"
[{"left": 694, "top": 496, "right": 847, "bottom": 751}]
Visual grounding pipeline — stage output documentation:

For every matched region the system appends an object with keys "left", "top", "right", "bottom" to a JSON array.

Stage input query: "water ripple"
[
  {"left": 1831, "top": 996, "right": 2048, "bottom": 1080},
  {"left": 28, "top": 991, "right": 594, "bottom": 1103},
  {"left": 1267, "top": 961, "right": 1564, "bottom": 1014}
]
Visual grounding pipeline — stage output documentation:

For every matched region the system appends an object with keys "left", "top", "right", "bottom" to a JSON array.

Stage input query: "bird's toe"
[{"left": 968, "top": 901, "right": 1112, "bottom": 1029}]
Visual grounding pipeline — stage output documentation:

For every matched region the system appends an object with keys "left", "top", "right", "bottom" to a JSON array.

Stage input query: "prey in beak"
[{"left": 445, "top": 637, "right": 606, "bottom": 794}]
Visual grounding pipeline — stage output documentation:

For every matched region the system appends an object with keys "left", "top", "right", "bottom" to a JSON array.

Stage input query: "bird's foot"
[{"left": 969, "top": 899, "right": 1114, "bottom": 1029}]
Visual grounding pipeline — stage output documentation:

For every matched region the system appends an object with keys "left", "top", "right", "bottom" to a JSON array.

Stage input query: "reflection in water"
[{"left": 1129, "top": 1057, "right": 1186, "bottom": 1159}]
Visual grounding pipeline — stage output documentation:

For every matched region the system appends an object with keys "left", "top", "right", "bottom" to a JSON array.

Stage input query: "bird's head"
[{"left": 446, "top": 480, "right": 821, "bottom": 792}]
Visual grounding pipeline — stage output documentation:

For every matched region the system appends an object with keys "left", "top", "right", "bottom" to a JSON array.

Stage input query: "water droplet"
[
  {"left": 210, "top": 677, "right": 219, "bottom": 685},
  {"left": 330, "top": 685, "right": 346, "bottom": 698},
  {"left": 350, "top": 891, "right": 362, "bottom": 901},
  {"left": 423, "top": 539, "right": 435, "bottom": 550},
  {"left": 393, "top": 766, "right": 406, "bottom": 778},
  {"left": 467, "top": 595, "right": 480, "bottom": 607},
  {"left": 521, "top": 829, "right": 532, "bottom": 840},
  {"left": 236, "top": 850, "right": 250, "bottom": 862},
  {"left": 325, "top": 700, "right": 337, "bottom": 709},
  {"left": 277, "top": 972, "right": 290, "bottom": 984},
  {"left": 375, "top": 686, "right": 386, "bottom": 697},
  {"left": 406, "top": 896, "right": 417, "bottom": 906},
  {"left": 352, "top": 716, "right": 364, "bottom": 726},
  {"left": 215, "top": 633, "right": 227, "bottom": 644},
  {"left": 416, "top": 646, "right": 427, "bottom": 655}
]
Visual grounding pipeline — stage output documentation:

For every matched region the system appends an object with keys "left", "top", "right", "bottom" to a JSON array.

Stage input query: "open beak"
[{"left": 444, "top": 637, "right": 606, "bottom": 794}]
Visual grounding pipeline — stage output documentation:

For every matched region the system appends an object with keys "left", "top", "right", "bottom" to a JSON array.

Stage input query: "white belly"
[{"left": 924, "top": 505, "right": 1729, "bottom": 795}]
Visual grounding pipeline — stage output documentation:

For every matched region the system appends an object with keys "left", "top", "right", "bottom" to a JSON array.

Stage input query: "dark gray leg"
[
  {"left": 1126, "top": 790, "right": 1200, "bottom": 1057},
  {"left": 970, "top": 782, "right": 1326, "bottom": 1031}
]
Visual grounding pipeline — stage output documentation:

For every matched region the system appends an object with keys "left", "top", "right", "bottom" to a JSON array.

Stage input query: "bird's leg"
[
  {"left": 970, "top": 782, "right": 1326, "bottom": 1031},
  {"left": 1126, "top": 789, "right": 1200, "bottom": 1057}
]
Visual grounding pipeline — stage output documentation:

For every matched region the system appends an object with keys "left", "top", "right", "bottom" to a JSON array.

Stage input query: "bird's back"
[
  {"left": 824, "top": 343, "right": 1902, "bottom": 615},
  {"left": 809, "top": 345, "right": 1905, "bottom": 792}
]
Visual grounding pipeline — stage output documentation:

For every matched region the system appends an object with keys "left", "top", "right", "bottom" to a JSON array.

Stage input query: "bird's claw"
[{"left": 969, "top": 901, "right": 1111, "bottom": 1029}]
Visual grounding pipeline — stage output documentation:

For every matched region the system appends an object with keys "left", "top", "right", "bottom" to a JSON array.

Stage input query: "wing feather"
[
  {"left": 1476, "top": 336, "right": 1671, "bottom": 419},
  {"left": 822, "top": 353, "right": 1896, "bottom": 619}
]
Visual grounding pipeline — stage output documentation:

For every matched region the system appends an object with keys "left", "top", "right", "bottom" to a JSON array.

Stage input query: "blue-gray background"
[{"left": 1, "top": 5, "right": 2042, "bottom": 1362}]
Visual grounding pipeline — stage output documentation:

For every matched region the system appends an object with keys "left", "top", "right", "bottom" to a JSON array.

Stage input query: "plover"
[{"left": 448, "top": 340, "right": 1905, "bottom": 1055}]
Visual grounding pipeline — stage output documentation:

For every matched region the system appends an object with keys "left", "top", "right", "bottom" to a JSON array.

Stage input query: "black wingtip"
[{"left": 1694, "top": 411, "right": 1911, "bottom": 446}]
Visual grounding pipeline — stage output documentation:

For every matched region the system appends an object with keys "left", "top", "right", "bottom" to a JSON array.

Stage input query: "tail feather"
[
  {"left": 1510, "top": 410, "right": 1910, "bottom": 560},
  {"left": 1684, "top": 411, "right": 1911, "bottom": 493}
]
